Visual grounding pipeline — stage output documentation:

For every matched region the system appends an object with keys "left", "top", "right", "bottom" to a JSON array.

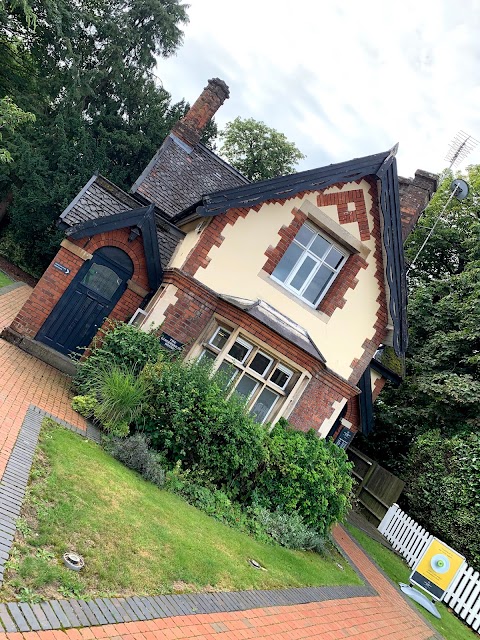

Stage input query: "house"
[{"left": 2, "top": 78, "right": 437, "bottom": 441}]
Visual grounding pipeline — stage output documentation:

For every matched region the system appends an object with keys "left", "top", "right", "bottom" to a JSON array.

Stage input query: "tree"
[
  {"left": 0, "top": 0, "right": 206, "bottom": 275},
  {"left": 356, "top": 166, "right": 480, "bottom": 562},
  {"left": 0, "top": 97, "right": 35, "bottom": 163},
  {"left": 219, "top": 117, "right": 305, "bottom": 182}
]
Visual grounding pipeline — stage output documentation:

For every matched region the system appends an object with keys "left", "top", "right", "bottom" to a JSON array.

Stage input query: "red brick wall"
[
  {"left": 9, "top": 228, "right": 150, "bottom": 342},
  {"left": 159, "top": 269, "right": 359, "bottom": 433}
]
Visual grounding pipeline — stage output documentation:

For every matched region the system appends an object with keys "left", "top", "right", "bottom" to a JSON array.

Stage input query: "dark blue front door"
[{"left": 37, "top": 247, "right": 134, "bottom": 356}]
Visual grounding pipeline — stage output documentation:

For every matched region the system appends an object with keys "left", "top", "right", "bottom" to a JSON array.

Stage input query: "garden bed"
[{"left": 0, "top": 421, "right": 360, "bottom": 602}]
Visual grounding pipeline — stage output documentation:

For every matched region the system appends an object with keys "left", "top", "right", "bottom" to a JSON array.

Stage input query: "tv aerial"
[{"left": 406, "top": 131, "right": 478, "bottom": 275}]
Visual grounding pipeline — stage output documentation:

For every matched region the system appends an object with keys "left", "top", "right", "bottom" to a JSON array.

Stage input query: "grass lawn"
[
  {"left": 0, "top": 271, "right": 13, "bottom": 289},
  {"left": 346, "top": 524, "right": 478, "bottom": 640},
  {"left": 0, "top": 421, "right": 360, "bottom": 602}
]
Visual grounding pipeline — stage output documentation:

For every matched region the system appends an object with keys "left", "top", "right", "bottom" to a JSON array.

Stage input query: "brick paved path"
[
  {"left": 0, "top": 285, "right": 86, "bottom": 478},
  {"left": 0, "top": 285, "right": 439, "bottom": 639}
]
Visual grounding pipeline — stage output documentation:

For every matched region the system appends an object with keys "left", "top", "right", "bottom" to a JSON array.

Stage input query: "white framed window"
[
  {"left": 199, "top": 325, "right": 300, "bottom": 424},
  {"left": 271, "top": 222, "right": 347, "bottom": 307},
  {"left": 128, "top": 308, "right": 148, "bottom": 327}
]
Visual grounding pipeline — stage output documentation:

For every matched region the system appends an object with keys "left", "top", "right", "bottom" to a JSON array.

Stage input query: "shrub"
[
  {"left": 93, "top": 365, "right": 147, "bottom": 437},
  {"left": 105, "top": 434, "right": 166, "bottom": 487},
  {"left": 165, "top": 465, "right": 269, "bottom": 542},
  {"left": 252, "top": 506, "right": 326, "bottom": 552},
  {"left": 253, "top": 420, "right": 353, "bottom": 535},
  {"left": 405, "top": 430, "right": 480, "bottom": 567},
  {"left": 138, "top": 359, "right": 267, "bottom": 497},
  {"left": 71, "top": 395, "right": 97, "bottom": 418},
  {"left": 74, "top": 322, "right": 161, "bottom": 394}
]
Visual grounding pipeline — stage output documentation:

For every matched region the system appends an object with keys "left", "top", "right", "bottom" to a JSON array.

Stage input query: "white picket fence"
[{"left": 378, "top": 503, "right": 480, "bottom": 634}]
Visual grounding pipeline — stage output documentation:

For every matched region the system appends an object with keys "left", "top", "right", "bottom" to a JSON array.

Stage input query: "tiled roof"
[
  {"left": 58, "top": 175, "right": 183, "bottom": 270},
  {"left": 130, "top": 134, "right": 249, "bottom": 219}
]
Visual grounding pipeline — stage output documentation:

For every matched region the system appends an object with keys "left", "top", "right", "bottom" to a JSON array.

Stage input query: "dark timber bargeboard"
[{"left": 0, "top": 405, "right": 380, "bottom": 633}]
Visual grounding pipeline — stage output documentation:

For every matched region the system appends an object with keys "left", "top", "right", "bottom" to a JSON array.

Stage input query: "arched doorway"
[{"left": 37, "top": 246, "right": 134, "bottom": 356}]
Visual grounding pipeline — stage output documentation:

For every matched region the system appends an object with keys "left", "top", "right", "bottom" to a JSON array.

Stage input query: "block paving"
[{"left": 0, "top": 284, "right": 441, "bottom": 638}]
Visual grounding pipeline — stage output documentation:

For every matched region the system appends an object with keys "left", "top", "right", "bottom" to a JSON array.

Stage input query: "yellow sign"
[{"left": 411, "top": 538, "right": 465, "bottom": 600}]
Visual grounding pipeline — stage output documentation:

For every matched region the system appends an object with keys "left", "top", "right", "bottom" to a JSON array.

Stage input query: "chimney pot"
[{"left": 172, "top": 78, "right": 230, "bottom": 148}]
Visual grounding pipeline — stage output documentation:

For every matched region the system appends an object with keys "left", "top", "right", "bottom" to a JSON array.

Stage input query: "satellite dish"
[{"left": 451, "top": 179, "right": 469, "bottom": 200}]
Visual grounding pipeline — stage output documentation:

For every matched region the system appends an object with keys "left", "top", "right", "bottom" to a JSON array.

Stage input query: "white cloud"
[{"left": 156, "top": 0, "right": 480, "bottom": 177}]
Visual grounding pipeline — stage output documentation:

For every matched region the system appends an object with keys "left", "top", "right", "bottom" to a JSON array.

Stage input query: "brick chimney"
[
  {"left": 172, "top": 78, "right": 230, "bottom": 148},
  {"left": 398, "top": 170, "right": 438, "bottom": 241}
]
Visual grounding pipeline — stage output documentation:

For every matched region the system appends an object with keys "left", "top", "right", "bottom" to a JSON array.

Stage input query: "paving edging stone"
[
  {"left": 0, "top": 282, "right": 28, "bottom": 296},
  {"left": 0, "top": 405, "right": 375, "bottom": 633}
]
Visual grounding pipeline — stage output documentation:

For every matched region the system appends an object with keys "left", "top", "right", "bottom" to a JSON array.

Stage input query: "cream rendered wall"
[
  {"left": 169, "top": 220, "right": 202, "bottom": 269},
  {"left": 370, "top": 368, "right": 383, "bottom": 393},
  {"left": 156, "top": 180, "right": 382, "bottom": 381}
]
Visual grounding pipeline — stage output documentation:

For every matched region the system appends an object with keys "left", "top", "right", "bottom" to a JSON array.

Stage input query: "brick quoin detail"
[
  {"left": 263, "top": 207, "right": 307, "bottom": 275},
  {"left": 159, "top": 269, "right": 358, "bottom": 433},
  {"left": 372, "top": 375, "right": 387, "bottom": 401},
  {"left": 9, "top": 228, "right": 151, "bottom": 342},
  {"left": 318, "top": 253, "right": 367, "bottom": 316},
  {"left": 317, "top": 186, "right": 371, "bottom": 241},
  {"left": 348, "top": 178, "right": 388, "bottom": 386},
  {"left": 182, "top": 207, "right": 256, "bottom": 277}
]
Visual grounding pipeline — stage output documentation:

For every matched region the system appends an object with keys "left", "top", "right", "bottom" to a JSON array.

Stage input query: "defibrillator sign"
[{"left": 410, "top": 538, "right": 465, "bottom": 601}]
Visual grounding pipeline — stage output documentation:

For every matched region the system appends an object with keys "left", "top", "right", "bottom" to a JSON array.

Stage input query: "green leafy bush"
[
  {"left": 138, "top": 359, "right": 267, "bottom": 497},
  {"left": 105, "top": 434, "right": 166, "bottom": 487},
  {"left": 71, "top": 395, "right": 98, "bottom": 418},
  {"left": 252, "top": 506, "right": 326, "bottom": 552},
  {"left": 74, "top": 321, "right": 161, "bottom": 394},
  {"left": 165, "top": 464, "right": 269, "bottom": 542},
  {"left": 406, "top": 430, "right": 480, "bottom": 567},
  {"left": 254, "top": 420, "right": 353, "bottom": 535},
  {"left": 92, "top": 366, "right": 147, "bottom": 437}
]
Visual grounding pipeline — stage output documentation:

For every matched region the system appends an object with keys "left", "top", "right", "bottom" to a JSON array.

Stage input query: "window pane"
[
  {"left": 290, "top": 255, "right": 316, "bottom": 291},
  {"left": 303, "top": 265, "right": 334, "bottom": 304},
  {"left": 272, "top": 243, "right": 303, "bottom": 283},
  {"left": 235, "top": 374, "right": 258, "bottom": 399},
  {"left": 217, "top": 361, "right": 239, "bottom": 388},
  {"left": 324, "top": 247, "right": 344, "bottom": 269},
  {"left": 210, "top": 327, "right": 231, "bottom": 349},
  {"left": 270, "top": 367, "right": 291, "bottom": 389},
  {"left": 310, "top": 234, "right": 330, "bottom": 259},
  {"left": 81, "top": 264, "right": 122, "bottom": 300},
  {"left": 228, "top": 339, "right": 252, "bottom": 363},
  {"left": 250, "top": 388, "right": 279, "bottom": 423},
  {"left": 295, "top": 224, "right": 315, "bottom": 247},
  {"left": 249, "top": 352, "right": 272, "bottom": 377},
  {"left": 199, "top": 349, "right": 216, "bottom": 363}
]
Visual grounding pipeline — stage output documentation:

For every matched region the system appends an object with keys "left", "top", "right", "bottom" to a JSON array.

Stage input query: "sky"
[{"left": 155, "top": 0, "right": 480, "bottom": 179}]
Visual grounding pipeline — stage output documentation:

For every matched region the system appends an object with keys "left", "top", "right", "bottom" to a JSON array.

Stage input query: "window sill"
[{"left": 258, "top": 270, "right": 331, "bottom": 324}]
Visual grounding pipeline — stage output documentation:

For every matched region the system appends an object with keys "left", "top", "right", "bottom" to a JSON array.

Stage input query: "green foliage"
[
  {"left": 71, "top": 394, "right": 97, "bottom": 418},
  {"left": 0, "top": 96, "right": 35, "bottom": 163},
  {"left": 92, "top": 366, "right": 147, "bottom": 437},
  {"left": 0, "top": 0, "right": 222, "bottom": 275},
  {"left": 105, "top": 433, "right": 166, "bottom": 487},
  {"left": 405, "top": 430, "right": 480, "bottom": 568},
  {"left": 74, "top": 321, "right": 161, "bottom": 394},
  {"left": 138, "top": 359, "right": 267, "bottom": 497},
  {"left": 219, "top": 117, "right": 305, "bottom": 181},
  {"left": 252, "top": 507, "right": 326, "bottom": 552},
  {"left": 253, "top": 421, "right": 353, "bottom": 535},
  {"left": 165, "top": 464, "right": 269, "bottom": 542}
]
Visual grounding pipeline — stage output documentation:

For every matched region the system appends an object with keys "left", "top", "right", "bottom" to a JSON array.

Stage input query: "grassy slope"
[
  {"left": 0, "top": 423, "right": 360, "bottom": 601},
  {"left": 346, "top": 524, "right": 477, "bottom": 640},
  {"left": 0, "top": 272, "right": 13, "bottom": 289}
]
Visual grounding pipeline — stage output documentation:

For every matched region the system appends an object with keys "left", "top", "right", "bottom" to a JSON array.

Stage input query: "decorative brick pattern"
[
  {"left": 348, "top": 179, "right": 388, "bottom": 386},
  {"left": 318, "top": 253, "right": 367, "bottom": 316},
  {"left": 317, "top": 187, "right": 370, "bottom": 241},
  {"left": 8, "top": 228, "right": 150, "bottom": 344},
  {"left": 182, "top": 207, "right": 255, "bottom": 277},
  {"left": 372, "top": 375, "right": 387, "bottom": 401},
  {"left": 262, "top": 207, "right": 307, "bottom": 275}
]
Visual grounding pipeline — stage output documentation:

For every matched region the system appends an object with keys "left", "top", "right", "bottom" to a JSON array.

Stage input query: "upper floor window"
[{"left": 271, "top": 222, "right": 347, "bottom": 307}]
